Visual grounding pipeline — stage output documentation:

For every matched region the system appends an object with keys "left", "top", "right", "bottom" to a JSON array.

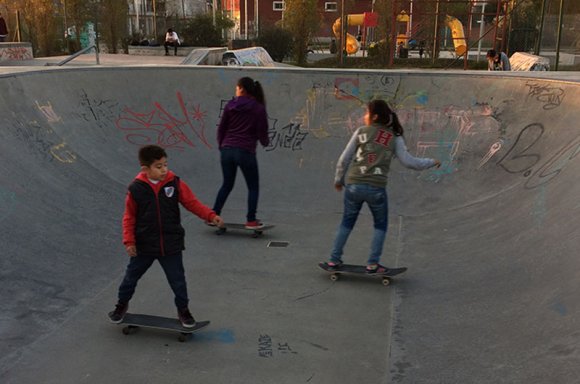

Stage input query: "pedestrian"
[
  {"left": 164, "top": 28, "right": 180, "bottom": 56},
  {"left": 108, "top": 145, "right": 223, "bottom": 327},
  {"left": 486, "top": 49, "right": 511, "bottom": 71},
  {"left": 212, "top": 77, "right": 270, "bottom": 229},
  {"left": 0, "top": 13, "right": 8, "bottom": 42},
  {"left": 397, "top": 42, "right": 404, "bottom": 58},
  {"left": 323, "top": 99, "right": 441, "bottom": 273}
]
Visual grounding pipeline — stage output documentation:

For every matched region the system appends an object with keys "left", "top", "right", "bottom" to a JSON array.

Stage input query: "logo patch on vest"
[{"left": 164, "top": 186, "right": 175, "bottom": 198}]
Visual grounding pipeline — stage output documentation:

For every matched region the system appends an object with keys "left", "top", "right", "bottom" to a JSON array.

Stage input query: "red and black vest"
[{"left": 129, "top": 177, "right": 185, "bottom": 257}]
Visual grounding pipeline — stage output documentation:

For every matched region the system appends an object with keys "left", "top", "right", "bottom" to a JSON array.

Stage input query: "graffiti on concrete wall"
[
  {"left": 116, "top": 91, "right": 211, "bottom": 150},
  {"left": 0, "top": 46, "right": 33, "bottom": 61},
  {"left": 525, "top": 81, "right": 565, "bottom": 110},
  {"left": 498, "top": 123, "right": 580, "bottom": 189}
]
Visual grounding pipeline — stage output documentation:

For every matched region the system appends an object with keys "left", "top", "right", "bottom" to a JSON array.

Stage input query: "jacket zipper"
[{"left": 154, "top": 188, "right": 165, "bottom": 256}]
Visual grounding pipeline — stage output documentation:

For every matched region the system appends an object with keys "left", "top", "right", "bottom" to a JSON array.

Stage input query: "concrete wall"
[{"left": 0, "top": 42, "right": 33, "bottom": 62}]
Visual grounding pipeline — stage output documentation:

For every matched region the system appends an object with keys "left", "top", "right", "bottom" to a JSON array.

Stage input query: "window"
[
  {"left": 273, "top": 1, "right": 285, "bottom": 11},
  {"left": 325, "top": 2, "right": 337, "bottom": 12}
]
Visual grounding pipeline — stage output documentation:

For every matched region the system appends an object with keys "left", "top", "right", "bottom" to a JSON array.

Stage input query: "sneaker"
[
  {"left": 178, "top": 307, "right": 196, "bottom": 328},
  {"left": 322, "top": 261, "right": 343, "bottom": 271},
  {"left": 245, "top": 220, "right": 264, "bottom": 229},
  {"left": 366, "top": 264, "right": 390, "bottom": 274},
  {"left": 108, "top": 302, "right": 128, "bottom": 323}
]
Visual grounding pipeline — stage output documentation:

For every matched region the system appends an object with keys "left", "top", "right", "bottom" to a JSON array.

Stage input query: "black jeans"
[
  {"left": 213, "top": 147, "right": 260, "bottom": 222},
  {"left": 164, "top": 41, "right": 178, "bottom": 55},
  {"left": 117, "top": 252, "right": 188, "bottom": 309}
]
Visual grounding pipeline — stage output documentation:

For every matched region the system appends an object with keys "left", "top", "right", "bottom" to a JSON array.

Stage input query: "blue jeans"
[
  {"left": 330, "top": 184, "right": 389, "bottom": 265},
  {"left": 118, "top": 252, "right": 189, "bottom": 309},
  {"left": 213, "top": 147, "right": 260, "bottom": 222}
]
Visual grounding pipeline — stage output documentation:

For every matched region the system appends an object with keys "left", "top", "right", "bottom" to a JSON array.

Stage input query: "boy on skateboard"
[
  {"left": 324, "top": 100, "right": 440, "bottom": 274},
  {"left": 108, "top": 145, "right": 223, "bottom": 327}
]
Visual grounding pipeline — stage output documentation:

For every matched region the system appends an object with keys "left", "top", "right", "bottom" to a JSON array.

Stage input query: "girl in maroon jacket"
[
  {"left": 212, "top": 77, "right": 270, "bottom": 229},
  {"left": 108, "top": 145, "right": 223, "bottom": 327}
]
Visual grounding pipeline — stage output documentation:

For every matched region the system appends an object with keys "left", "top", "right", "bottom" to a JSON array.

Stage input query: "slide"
[
  {"left": 332, "top": 14, "right": 365, "bottom": 55},
  {"left": 445, "top": 15, "right": 467, "bottom": 56}
]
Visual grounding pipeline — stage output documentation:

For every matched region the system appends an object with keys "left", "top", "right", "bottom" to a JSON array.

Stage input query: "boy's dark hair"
[
  {"left": 139, "top": 145, "right": 167, "bottom": 166},
  {"left": 486, "top": 49, "right": 497, "bottom": 58},
  {"left": 237, "top": 76, "right": 266, "bottom": 107},
  {"left": 368, "top": 99, "right": 404, "bottom": 136}
]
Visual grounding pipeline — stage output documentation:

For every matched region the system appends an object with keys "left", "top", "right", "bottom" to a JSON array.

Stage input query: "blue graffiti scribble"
[
  {"left": 550, "top": 301, "right": 568, "bottom": 316},
  {"left": 194, "top": 328, "right": 236, "bottom": 344},
  {"left": 0, "top": 188, "right": 16, "bottom": 222},
  {"left": 415, "top": 91, "right": 428, "bottom": 105}
]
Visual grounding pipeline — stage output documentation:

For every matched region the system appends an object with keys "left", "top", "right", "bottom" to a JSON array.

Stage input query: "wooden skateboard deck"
[
  {"left": 118, "top": 313, "right": 210, "bottom": 342},
  {"left": 318, "top": 262, "right": 407, "bottom": 286},
  {"left": 215, "top": 223, "right": 275, "bottom": 238}
]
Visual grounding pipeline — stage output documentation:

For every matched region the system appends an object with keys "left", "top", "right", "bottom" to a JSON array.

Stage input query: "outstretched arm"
[
  {"left": 178, "top": 180, "right": 223, "bottom": 226},
  {"left": 395, "top": 136, "right": 440, "bottom": 170}
]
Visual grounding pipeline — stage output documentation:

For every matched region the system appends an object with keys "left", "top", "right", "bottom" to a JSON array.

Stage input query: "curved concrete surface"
[{"left": 0, "top": 65, "right": 579, "bottom": 384}]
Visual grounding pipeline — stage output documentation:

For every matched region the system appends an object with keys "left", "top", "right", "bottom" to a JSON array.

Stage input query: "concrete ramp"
[{"left": 0, "top": 66, "right": 579, "bottom": 384}]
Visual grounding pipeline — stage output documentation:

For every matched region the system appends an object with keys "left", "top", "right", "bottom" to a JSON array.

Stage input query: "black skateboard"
[
  {"left": 117, "top": 313, "right": 210, "bottom": 342},
  {"left": 215, "top": 222, "right": 275, "bottom": 238},
  {"left": 318, "top": 262, "right": 407, "bottom": 286}
]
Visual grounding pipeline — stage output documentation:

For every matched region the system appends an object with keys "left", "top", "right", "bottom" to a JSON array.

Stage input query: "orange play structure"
[{"left": 332, "top": 12, "right": 378, "bottom": 55}]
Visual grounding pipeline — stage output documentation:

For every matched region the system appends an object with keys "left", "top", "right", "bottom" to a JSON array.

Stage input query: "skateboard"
[
  {"left": 117, "top": 313, "right": 210, "bottom": 342},
  {"left": 215, "top": 223, "right": 275, "bottom": 238},
  {"left": 318, "top": 262, "right": 407, "bottom": 286}
]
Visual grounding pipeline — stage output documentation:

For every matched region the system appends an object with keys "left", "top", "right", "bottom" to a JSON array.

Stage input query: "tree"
[
  {"left": 257, "top": 25, "right": 293, "bottom": 62},
  {"left": 182, "top": 13, "right": 234, "bottom": 47},
  {"left": 372, "top": 0, "right": 393, "bottom": 65},
  {"left": 19, "top": 0, "right": 59, "bottom": 56},
  {"left": 100, "top": 0, "right": 128, "bottom": 53},
  {"left": 281, "top": 0, "right": 321, "bottom": 65}
]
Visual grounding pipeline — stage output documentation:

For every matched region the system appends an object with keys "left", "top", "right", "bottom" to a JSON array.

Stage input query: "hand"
[
  {"left": 433, "top": 160, "right": 442, "bottom": 168},
  {"left": 334, "top": 183, "right": 343, "bottom": 192},
  {"left": 212, "top": 215, "right": 224, "bottom": 228},
  {"left": 126, "top": 245, "right": 137, "bottom": 257}
]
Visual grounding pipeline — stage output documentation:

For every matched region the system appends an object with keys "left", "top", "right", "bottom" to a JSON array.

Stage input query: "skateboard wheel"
[
  {"left": 216, "top": 228, "right": 226, "bottom": 235},
  {"left": 178, "top": 333, "right": 188, "bottom": 342},
  {"left": 122, "top": 325, "right": 137, "bottom": 335},
  {"left": 382, "top": 278, "right": 391, "bottom": 286},
  {"left": 330, "top": 274, "right": 339, "bottom": 282}
]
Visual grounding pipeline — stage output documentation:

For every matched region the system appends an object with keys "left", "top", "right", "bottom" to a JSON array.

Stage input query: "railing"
[{"left": 45, "top": 45, "right": 100, "bottom": 66}]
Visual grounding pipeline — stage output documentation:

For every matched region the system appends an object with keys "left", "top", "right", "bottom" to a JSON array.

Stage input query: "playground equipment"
[
  {"left": 332, "top": 12, "right": 378, "bottom": 55},
  {"left": 444, "top": 15, "right": 467, "bottom": 56},
  {"left": 332, "top": 14, "right": 362, "bottom": 55},
  {"left": 396, "top": 11, "right": 466, "bottom": 57}
]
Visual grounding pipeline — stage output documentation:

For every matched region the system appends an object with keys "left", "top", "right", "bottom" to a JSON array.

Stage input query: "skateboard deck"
[
  {"left": 318, "top": 262, "right": 407, "bottom": 286},
  {"left": 118, "top": 313, "right": 210, "bottom": 342},
  {"left": 215, "top": 223, "right": 275, "bottom": 238}
]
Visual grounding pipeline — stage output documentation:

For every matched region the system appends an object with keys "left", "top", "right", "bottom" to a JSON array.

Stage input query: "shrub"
[{"left": 256, "top": 26, "right": 293, "bottom": 62}]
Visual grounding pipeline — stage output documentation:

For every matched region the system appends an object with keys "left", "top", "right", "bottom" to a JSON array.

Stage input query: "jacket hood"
[
  {"left": 135, "top": 170, "right": 176, "bottom": 185},
  {"left": 229, "top": 95, "right": 259, "bottom": 112}
]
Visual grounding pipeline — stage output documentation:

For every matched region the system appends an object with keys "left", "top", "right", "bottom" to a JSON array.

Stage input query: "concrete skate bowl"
[{"left": 0, "top": 66, "right": 579, "bottom": 384}]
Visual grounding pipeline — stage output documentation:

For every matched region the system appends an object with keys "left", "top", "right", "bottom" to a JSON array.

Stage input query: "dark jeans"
[
  {"left": 330, "top": 184, "right": 389, "bottom": 265},
  {"left": 164, "top": 41, "right": 178, "bottom": 54},
  {"left": 117, "top": 252, "right": 189, "bottom": 309},
  {"left": 213, "top": 147, "right": 260, "bottom": 222}
]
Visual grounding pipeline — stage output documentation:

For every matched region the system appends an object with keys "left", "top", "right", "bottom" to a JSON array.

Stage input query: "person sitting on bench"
[{"left": 164, "top": 28, "right": 180, "bottom": 56}]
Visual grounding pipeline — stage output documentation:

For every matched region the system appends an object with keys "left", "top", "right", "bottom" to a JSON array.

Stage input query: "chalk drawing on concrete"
[{"left": 35, "top": 101, "right": 61, "bottom": 123}]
